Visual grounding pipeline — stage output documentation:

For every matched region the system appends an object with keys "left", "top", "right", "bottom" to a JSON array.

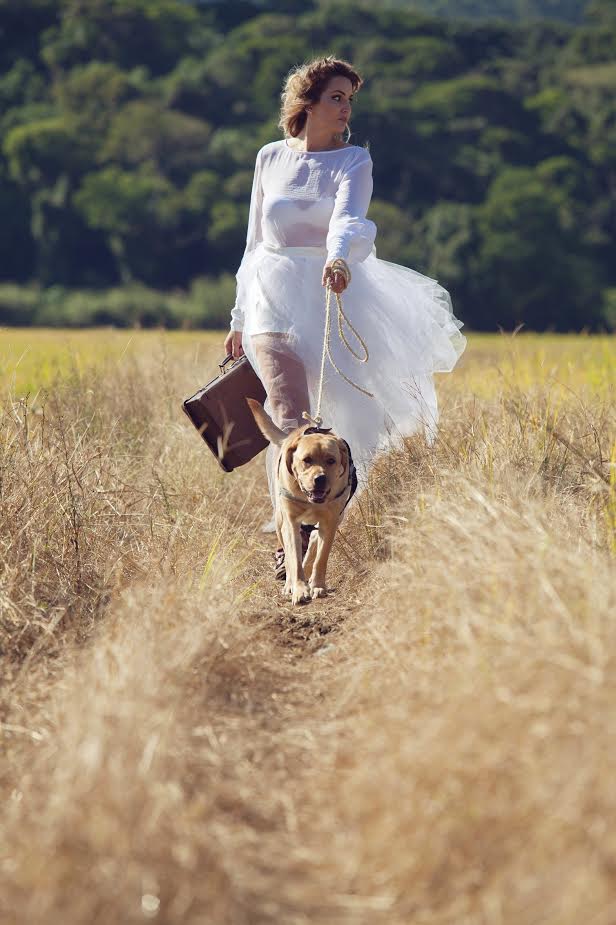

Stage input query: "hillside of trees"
[
  {"left": 0, "top": 0, "right": 614, "bottom": 330},
  {"left": 364, "top": 0, "right": 588, "bottom": 24}
]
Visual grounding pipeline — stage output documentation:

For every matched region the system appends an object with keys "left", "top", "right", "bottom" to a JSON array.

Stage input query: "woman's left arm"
[{"left": 323, "top": 152, "right": 377, "bottom": 292}]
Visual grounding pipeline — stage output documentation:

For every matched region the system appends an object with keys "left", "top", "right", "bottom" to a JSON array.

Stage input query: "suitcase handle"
[{"left": 219, "top": 354, "right": 237, "bottom": 375}]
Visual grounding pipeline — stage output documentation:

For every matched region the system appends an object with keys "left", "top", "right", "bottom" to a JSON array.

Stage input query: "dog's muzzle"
[
  {"left": 307, "top": 488, "right": 328, "bottom": 504},
  {"left": 310, "top": 474, "right": 328, "bottom": 502},
  {"left": 301, "top": 478, "right": 329, "bottom": 504}
]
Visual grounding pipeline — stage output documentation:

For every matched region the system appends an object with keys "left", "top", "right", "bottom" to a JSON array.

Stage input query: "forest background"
[{"left": 0, "top": 0, "right": 614, "bottom": 332}]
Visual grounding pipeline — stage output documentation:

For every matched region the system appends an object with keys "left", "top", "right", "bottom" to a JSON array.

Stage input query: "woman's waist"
[
  {"left": 257, "top": 241, "right": 377, "bottom": 260},
  {"left": 260, "top": 242, "right": 327, "bottom": 258}
]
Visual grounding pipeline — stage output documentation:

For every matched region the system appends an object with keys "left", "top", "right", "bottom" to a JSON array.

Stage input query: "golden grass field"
[{"left": 0, "top": 327, "right": 614, "bottom": 924}]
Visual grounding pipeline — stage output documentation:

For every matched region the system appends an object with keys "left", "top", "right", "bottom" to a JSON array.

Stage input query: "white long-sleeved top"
[{"left": 230, "top": 139, "right": 377, "bottom": 332}]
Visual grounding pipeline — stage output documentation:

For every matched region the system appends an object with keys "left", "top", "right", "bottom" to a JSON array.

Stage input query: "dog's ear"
[
  {"left": 285, "top": 434, "right": 301, "bottom": 478},
  {"left": 337, "top": 438, "right": 349, "bottom": 477},
  {"left": 245, "top": 398, "right": 286, "bottom": 446}
]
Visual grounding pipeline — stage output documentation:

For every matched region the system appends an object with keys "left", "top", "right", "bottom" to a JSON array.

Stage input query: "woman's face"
[{"left": 309, "top": 76, "right": 354, "bottom": 136}]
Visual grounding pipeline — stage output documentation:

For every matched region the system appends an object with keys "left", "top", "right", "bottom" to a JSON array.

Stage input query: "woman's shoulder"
[
  {"left": 335, "top": 143, "right": 372, "bottom": 163},
  {"left": 347, "top": 144, "right": 372, "bottom": 163}
]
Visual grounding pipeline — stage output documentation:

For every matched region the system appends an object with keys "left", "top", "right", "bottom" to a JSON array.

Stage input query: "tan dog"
[{"left": 246, "top": 399, "right": 356, "bottom": 605}]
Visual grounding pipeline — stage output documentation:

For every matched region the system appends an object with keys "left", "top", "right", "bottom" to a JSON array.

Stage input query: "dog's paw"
[
  {"left": 291, "top": 582, "right": 311, "bottom": 605},
  {"left": 311, "top": 586, "right": 328, "bottom": 599}
]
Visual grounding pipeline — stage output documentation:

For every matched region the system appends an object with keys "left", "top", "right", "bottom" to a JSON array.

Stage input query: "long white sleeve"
[
  {"left": 230, "top": 149, "right": 264, "bottom": 332},
  {"left": 326, "top": 152, "right": 377, "bottom": 265}
]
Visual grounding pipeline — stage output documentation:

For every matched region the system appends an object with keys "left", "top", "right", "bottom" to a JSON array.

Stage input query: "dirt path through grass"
[{"left": 1, "top": 333, "right": 614, "bottom": 924}]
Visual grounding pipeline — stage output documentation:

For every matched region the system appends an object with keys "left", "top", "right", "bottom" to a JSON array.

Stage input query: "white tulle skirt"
[{"left": 239, "top": 243, "right": 466, "bottom": 496}]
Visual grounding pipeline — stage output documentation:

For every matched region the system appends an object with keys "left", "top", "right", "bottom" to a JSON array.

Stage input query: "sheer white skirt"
[{"left": 239, "top": 243, "right": 466, "bottom": 507}]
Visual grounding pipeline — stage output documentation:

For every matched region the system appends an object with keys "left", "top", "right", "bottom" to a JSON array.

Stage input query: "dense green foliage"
[
  {"left": 375, "top": 0, "right": 588, "bottom": 24},
  {"left": 0, "top": 0, "right": 614, "bottom": 330}
]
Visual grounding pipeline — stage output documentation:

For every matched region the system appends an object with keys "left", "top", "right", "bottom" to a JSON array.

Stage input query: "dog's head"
[{"left": 285, "top": 426, "right": 350, "bottom": 504}]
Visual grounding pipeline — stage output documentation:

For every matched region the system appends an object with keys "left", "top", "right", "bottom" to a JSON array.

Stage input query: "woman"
[{"left": 223, "top": 55, "right": 466, "bottom": 524}]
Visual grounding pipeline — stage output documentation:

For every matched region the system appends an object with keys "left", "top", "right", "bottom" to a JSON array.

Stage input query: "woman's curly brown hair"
[{"left": 278, "top": 55, "right": 364, "bottom": 139}]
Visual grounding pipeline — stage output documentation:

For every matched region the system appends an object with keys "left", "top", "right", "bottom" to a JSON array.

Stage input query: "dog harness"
[{"left": 277, "top": 426, "right": 358, "bottom": 510}]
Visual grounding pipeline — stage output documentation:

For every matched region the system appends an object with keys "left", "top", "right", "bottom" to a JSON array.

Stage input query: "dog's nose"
[{"left": 314, "top": 473, "right": 327, "bottom": 489}]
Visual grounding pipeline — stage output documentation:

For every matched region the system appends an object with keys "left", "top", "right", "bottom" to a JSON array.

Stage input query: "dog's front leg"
[
  {"left": 282, "top": 518, "right": 311, "bottom": 605},
  {"left": 302, "top": 528, "right": 319, "bottom": 584},
  {"left": 310, "top": 520, "right": 337, "bottom": 599}
]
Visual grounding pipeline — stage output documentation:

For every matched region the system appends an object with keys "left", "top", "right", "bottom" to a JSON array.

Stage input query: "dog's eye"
[
  {"left": 303, "top": 456, "right": 312, "bottom": 465},
  {"left": 326, "top": 458, "right": 336, "bottom": 465}
]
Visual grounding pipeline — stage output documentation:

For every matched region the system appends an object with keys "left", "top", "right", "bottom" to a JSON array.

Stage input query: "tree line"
[{"left": 0, "top": 0, "right": 614, "bottom": 330}]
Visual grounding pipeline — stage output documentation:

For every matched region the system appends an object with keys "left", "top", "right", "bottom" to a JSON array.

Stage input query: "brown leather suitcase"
[{"left": 182, "top": 355, "right": 269, "bottom": 472}]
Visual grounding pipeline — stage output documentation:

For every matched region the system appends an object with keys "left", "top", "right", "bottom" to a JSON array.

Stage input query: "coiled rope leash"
[{"left": 302, "top": 257, "right": 373, "bottom": 429}]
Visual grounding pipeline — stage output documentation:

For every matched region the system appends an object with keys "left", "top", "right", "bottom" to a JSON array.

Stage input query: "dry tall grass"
[{"left": 0, "top": 334, "right": 614, "bottom": 924}]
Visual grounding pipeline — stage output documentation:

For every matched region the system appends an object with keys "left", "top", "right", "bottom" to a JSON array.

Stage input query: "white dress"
[{"left": 230, "top": 138, "right": 466, "bottom": 485}]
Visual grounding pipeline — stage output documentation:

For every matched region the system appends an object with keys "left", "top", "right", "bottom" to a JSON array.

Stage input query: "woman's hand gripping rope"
[
  {"left": 303, "top": 257, "right": 373, "bottom": 429},
  {"left": 322, "top": 259, "right": 349, "bottom": 293}
]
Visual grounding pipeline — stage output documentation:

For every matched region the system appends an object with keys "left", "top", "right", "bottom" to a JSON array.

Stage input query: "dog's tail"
[{"left": 246, "top": 398, "right": 287, "bottom": 446}]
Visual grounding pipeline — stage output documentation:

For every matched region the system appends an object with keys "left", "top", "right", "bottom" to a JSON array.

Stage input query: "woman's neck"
[{"left": 288, "top": 130, "right": 346, "bottom": 152}]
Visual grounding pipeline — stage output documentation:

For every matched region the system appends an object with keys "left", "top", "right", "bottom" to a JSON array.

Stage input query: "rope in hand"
[{"left": 302, "top": 257, "right": 374, "bottom": 430}]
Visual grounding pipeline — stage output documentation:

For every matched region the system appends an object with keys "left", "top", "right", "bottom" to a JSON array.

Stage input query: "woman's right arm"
[{"left": 225, "top": 148, "right": 264, "bottom": 356}]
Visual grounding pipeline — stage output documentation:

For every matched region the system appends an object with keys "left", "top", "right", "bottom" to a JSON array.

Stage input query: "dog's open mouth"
[{"left": 307, "top": 487, "right": 329, "bottom": 504}]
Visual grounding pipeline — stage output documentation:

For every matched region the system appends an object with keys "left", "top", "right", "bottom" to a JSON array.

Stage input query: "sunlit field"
[
  {"left": 459, "top": 332, "right": 614, "bottom": 398},
  {"left": 0, "top": 327, "right": 612, "bottom": 397},
  {"left": 0, "top": 327, "right": 221, "bottom": 394},
  {"left": 0, "top": 328, "right": 614, "bottom": 924}
]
